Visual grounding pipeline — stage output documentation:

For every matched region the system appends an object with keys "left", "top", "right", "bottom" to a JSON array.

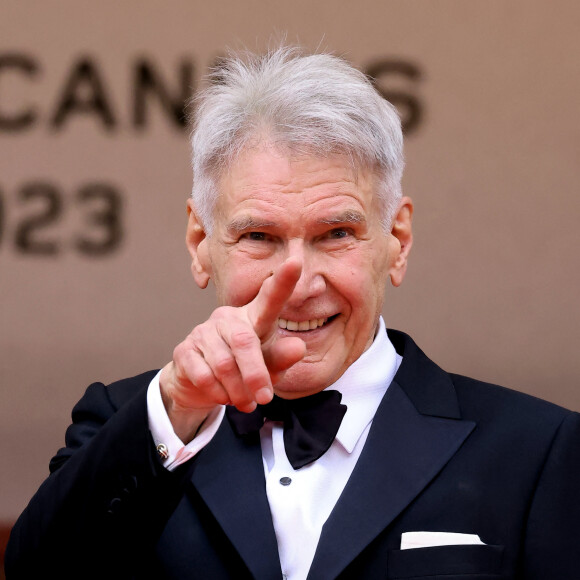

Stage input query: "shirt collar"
[{"left": 325, "top": 316, "right": 402, "bottom": 453}]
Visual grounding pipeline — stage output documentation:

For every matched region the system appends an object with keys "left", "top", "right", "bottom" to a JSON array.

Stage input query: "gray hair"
[{"left": 190, "top": 46, "right": 404, "bottom": 233}]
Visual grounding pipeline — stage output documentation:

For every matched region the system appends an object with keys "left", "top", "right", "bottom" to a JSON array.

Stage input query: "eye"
[
  {"left": 241, "top": 231, "right": 268, "bottom": 241},
  {"left": 327, "top": 228, "right": 350, "bottom": 239}
]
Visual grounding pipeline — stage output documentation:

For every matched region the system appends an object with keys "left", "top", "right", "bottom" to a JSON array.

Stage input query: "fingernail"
[{"left": 255, "top": 387, "right": 273, "bottom": 405}]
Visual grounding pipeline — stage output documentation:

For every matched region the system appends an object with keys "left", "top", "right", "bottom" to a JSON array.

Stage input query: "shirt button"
[{"left": 279, "top": 476, "right": 292, "bottom": 486}]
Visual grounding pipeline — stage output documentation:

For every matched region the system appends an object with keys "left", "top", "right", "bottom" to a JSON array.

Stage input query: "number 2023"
[{"left": 0, "top": 182, "right": 123, "bottom": 256}]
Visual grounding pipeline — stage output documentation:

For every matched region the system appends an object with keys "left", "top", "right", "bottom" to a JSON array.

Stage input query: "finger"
[
  {"left": 172, "top": 343, "right": 230, "bottom": 407},
  {"left": 160, "top": 358, "right": 226, "bottom": 443},
  {"left": 248, "top": 257, "right": 302, "bottom": 339},
  {"left": 198, "top": 323, "right": 264, "bottom": 411},
  {"left": 179, "top": 344, "right": 260, "bottom": 413},
  {"left": 215, "top": 317, "right": 276, "bottom": 407},
  {"left": 263, "top": 336, "right": 307, "bottom": 376},
  {"left": 263, "top": 337, "right": 307, "bottom": 391}
]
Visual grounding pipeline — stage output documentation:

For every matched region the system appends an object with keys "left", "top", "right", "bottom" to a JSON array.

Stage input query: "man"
[{"left": 6, "top": 47, "right": 580, "bottom": 579}]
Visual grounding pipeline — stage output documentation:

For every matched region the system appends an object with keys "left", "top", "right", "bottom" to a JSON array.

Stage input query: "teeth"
[{"left": 278, "top": 317, "right": 329, "bottom": 331}]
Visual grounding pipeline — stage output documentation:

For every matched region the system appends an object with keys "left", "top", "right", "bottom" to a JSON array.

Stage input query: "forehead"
[{"left": 216, "top": 146, "right": 377, "bottom": 221}]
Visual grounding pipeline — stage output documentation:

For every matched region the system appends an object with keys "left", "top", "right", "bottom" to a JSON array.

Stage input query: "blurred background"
[{"left": 1, "top": 0, "right": 579, "bottom": 565}]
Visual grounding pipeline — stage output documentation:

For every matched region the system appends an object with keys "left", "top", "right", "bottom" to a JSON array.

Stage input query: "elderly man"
[{"left": 6, "top": 48, "right": 580, "bottom": 579}]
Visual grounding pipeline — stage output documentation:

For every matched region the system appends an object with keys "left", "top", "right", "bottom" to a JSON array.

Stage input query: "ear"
[
  {"left": 388, "top": 197, "right": 413, "bottom": 287},
  {"left": 185, "top": 199, "right": 212, "bottom": 289}
]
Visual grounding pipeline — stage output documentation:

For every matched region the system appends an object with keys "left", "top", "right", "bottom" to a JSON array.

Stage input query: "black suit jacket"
[{"left": 6, "top": 330, "right": 580, "bottom": 579}]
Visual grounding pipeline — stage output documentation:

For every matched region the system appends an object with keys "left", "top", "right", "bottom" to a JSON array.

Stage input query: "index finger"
[{"left": 247, "top": 257, "right": 302, "bottom": 339}]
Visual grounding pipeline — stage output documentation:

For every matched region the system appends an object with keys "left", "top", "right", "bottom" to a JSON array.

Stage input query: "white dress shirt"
[{"left": 148, "top": 317, "right": 401, "bottom": 580}]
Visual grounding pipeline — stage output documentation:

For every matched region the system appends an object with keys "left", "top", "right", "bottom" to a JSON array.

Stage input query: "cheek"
[
  {"left": 215, "top": 261, "right": 269, "bottom": 307},
  {"left": 207, "top": 241, "right": 266, "bottom": 307},
  {"left": 338, "top": 254, "right": 390, "bottom": 330},
  {"left": 340, "top": 252, "right": 388, "bottom": 304},
  {"left": 371, "top": 243, "right": 393, "bottom": 286}
]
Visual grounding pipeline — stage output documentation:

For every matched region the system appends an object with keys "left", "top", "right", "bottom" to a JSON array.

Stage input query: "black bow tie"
[{"left": 226, "top": 390, "right": 347, "bottom": 469}]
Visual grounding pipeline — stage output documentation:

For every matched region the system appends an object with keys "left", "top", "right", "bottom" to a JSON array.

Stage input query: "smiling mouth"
[{"left": 277, "top": 315, "right": 338, "bottom": 332}]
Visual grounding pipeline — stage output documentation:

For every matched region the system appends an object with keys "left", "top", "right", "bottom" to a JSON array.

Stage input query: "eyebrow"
[
  {"left": 226, "top": 216, "right": 277, "bottom": 234},
  {"left": 318, "top": 210, "right": 366, "bottom": 226},
  {"left": 226, "top": 209, "right": 366, "bottom": 234}
]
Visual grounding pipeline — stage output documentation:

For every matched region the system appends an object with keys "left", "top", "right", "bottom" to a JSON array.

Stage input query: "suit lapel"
[
  {"left": 190, "top": 418, "right": 282, "bottom": 579},
  {"left": 308, "top": 331, "right": 476, "bottom": 579}
]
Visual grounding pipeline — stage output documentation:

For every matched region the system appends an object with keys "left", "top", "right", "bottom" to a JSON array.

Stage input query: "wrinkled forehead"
[{"left": 210, "top": 145, "right": 383, "bottom": 233}]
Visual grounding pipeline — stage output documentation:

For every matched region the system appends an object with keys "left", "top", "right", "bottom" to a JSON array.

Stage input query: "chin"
[{"left": 274, "top": 362, "right": 342, "bottom": 399}]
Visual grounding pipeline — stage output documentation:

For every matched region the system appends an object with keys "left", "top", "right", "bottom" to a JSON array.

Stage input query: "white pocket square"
[{"left": 401, "top": 531, "right": 486, "bottom": 550}]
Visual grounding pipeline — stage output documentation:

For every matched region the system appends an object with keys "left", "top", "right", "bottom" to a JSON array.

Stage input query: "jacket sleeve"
[
  {"left": 5, "top": 372, "right": 195, "bottom": 579},
  {"left": 523, "top": 411, "right": 580, "bottom": 579}
]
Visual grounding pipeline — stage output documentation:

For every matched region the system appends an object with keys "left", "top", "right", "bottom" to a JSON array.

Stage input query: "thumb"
[{"left": 263, "top": 336, "right": 306, "bottom": 377}]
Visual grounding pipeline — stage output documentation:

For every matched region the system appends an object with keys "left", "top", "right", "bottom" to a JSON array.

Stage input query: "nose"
[{"left": 284, "top": 240, "right": 326, "bottom": 305}]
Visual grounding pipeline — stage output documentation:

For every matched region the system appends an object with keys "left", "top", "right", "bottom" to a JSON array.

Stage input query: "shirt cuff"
[{"left": 146, "top": 370, "right": 225, "bottom": 471}]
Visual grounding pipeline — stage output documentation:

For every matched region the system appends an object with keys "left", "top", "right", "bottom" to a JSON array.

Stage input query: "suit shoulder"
[
  {"left": 65, "top": 369, "right": 157, "bottom": 423},
  {"left": 101, "top": 369, "right": 161, "bottom": 408},
  {"left": 449, "top": 372, "right": 576, "bottom": 431},
  {"left": 68, "top": 369, "right": 159, "bottom": 422},
  {"left": 51, "top": 370, "right": 160, "bottom": 473}
]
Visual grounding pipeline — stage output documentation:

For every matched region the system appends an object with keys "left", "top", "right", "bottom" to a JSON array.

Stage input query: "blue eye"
[
  {"left": 245, "top": 232, "right": 267, "bottom": 241},
  {"left": 329, "top": 228, "right": 348, "bottom": 239}
]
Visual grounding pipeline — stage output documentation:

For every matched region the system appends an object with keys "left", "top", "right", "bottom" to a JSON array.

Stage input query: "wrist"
[{"left": 159, "top": 363, "right": 217, "bottom": 443}]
